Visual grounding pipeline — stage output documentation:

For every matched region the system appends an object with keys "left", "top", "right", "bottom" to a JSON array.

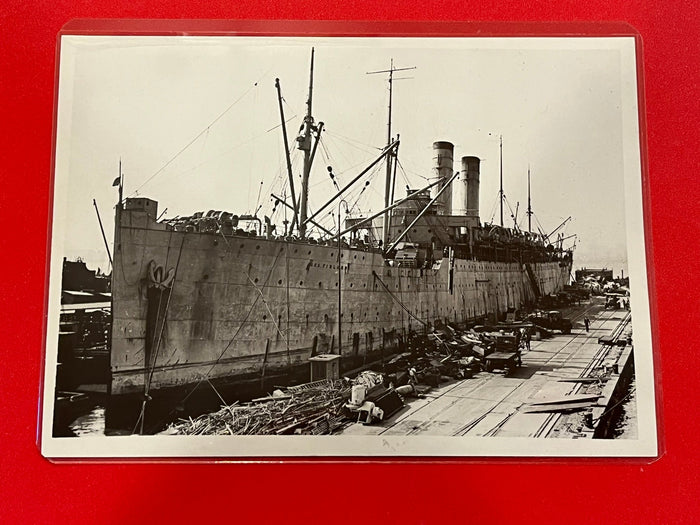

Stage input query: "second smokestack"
[
  {"left": 463, "top": 156, "right": 480, "bottom": 219},
  {"left": 432, "top": 141, "right": 454, "bottom": 215}
]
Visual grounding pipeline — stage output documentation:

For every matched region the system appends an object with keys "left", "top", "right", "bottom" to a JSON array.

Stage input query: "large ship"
[{"left": 108, "top": 51, "right": 573, "bottom": 431}]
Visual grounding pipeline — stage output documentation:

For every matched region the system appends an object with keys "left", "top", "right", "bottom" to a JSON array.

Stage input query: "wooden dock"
[{"left": 339, "top": 299, "right": 633, "bottom": 438}]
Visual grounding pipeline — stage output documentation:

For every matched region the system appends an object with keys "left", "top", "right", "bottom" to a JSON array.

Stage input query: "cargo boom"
[{"left": 108, "top": 51, "right": 573, "bottom": 430}]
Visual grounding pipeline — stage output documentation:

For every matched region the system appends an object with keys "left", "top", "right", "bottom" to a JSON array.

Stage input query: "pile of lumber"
[{"left": 168, "top": 379, "right": 352, "bottom": 436}]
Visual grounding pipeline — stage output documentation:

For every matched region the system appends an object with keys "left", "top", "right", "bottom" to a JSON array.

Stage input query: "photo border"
[{"left": 39, "top": 20, "right": 662, "bottom": 461}]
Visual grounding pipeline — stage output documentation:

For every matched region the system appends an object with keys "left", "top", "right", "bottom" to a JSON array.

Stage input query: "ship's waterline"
[{"left": 111, "top": 198, "right": 571, "bottom": 398}]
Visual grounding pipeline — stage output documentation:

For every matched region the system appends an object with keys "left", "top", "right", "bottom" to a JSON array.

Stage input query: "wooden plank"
[
  {"left": 526, "top": 393, "right": 601, "bottom": 405},
  {"left": 521, "top": 400, "right": 598, "bottom": 413}
]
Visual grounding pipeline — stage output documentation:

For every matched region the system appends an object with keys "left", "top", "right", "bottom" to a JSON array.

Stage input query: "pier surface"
[{"left": 340, "top": 299, "right": 633, "bottom": 438}]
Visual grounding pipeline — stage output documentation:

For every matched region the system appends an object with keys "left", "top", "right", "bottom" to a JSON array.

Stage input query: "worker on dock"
[
  {"left": 524, "top": 329, "right": 531, "bottom": 351},
  {"left": 584, "top": 317, "right": 590, "bottom": 332}
]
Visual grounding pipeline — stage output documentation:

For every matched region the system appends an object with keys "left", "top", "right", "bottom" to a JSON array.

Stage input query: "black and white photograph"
[{"left": 41, "top": 34, "right": 657, "bottom": 458}]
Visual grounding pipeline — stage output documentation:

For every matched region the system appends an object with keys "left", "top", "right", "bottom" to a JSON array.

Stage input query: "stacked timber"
[{"left": 168, "top": 379, "right": 351, "bottom": 436}]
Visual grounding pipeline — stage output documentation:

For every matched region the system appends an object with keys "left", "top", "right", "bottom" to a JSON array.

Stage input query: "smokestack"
[
  {"left": 464, "top": 156, "right": 480, "bottom": 219},
  {"left": 432, "top": 141, "right": 454, "bottom": 215},
  {"left": 453, "top": 157, "right": 469, "bottom": 216}
]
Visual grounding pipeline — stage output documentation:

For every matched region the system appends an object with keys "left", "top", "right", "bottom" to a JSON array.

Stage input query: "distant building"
[{"left": 61, "top": 258, "right": 111, "bottom": 304}]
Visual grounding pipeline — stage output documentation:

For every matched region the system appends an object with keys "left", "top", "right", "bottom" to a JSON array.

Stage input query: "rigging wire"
[
  {"left": 139, "top": 126, "right": 276, "bottom": 190},
  {"left": 131, "top": 79, "right": 263, "bottom": 196},
  {"left": 340, "top": 161, "right": 384, "bottom": 216},
  {"left": 324, "top": 129, "right": 381, "bottom": 155},
  {"left": 253, "top": 180, "right": 265, "bottom": 216},
  {"left": 534, "top": 214, "right": 548, "bottom": 238},
  {"left": 394, "top": 154, "right": 432, "bottom": 182},
  {"left": 502, "top": 195, "right": 519, "bottom": 229},
  {"left": 322, "top": 133, "right": 354, "bottom": 169},
  {"left": 305, "top": 148, "right": 384, "bottom": 232},
  {"left": 487, "top": 194, "right": 500, "bottom": 224},
  {"left": 247, "top": 85, "right": 260, "bottom": 207},
  {"left": 176, "top": 241, "right": 286, "bottom": 407},
  {"left": 319, "top": 134, "right": 333, "bottom": 162},
  {"left": 393, "top": 158, "right": 414, "bottom": 193},
  {"left": 373, "top": 272, "right": 426, "bottom": 326},
  {"left": 132, "top": 231, "right": 186, "bottom": 434}
]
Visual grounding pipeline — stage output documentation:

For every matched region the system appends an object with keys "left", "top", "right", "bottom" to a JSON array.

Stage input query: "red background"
[{"left": 2, "top": 2, "right": 698, "bottom": 524}]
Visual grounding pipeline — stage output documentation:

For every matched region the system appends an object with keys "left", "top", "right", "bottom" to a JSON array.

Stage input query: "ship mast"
[
  {"left": 275, "top": 78, "right": 299, "bottom": 234},
  {"left": 298, "top": 48, "right": 315, "bottom": 239},
  {"left": 367, "top": 59, "right": 415, "bottom": 249},
  {"left": 499, "top": 135, "right": 504, "bottom": 227},
  {"left": 527, "top": 165, "right": 532, "bottom": 233}
]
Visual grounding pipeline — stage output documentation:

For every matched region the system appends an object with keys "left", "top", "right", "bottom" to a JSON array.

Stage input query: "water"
[
  {"left": 69, "top": 406, "right": 106, "bottom": 436},
  {"left": 613, "top": 378, "right": 637, "bottom": 439}
]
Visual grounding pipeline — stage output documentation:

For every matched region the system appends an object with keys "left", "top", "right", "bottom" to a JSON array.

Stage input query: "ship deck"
[{"left": 339, "top": 298, "right": 633, "bottom": 438}]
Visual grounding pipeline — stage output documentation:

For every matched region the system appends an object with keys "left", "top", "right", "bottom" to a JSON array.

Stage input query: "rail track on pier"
[{"left": 342, "top": 299, "right": 632, "bottom": 439}]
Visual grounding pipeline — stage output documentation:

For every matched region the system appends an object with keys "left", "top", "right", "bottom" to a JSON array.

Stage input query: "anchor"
[{"left": 147, "top": 260, "right": 175, "bottom": 290}]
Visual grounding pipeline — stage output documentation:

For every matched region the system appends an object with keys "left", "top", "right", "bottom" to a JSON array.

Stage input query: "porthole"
[
  {"left": 254, "top": 278, "right": 259, "bottom": 283},
  {"left": 278, "top": 279, "right": 283, "bottom": 285},
  {"left": 263, "top": 315, "right": 267, "bottom": 320},
  {"left": 299, "top": 281, "right": 303, "bottom": 286},
  {"left": 256, "top": 245, "right": 260, "bottom": 250},
  {"left": 318, "top": 282, "right": 323, "bottom": 288}
]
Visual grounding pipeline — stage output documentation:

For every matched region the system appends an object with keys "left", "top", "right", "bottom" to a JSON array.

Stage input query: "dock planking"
[{"left": 340, "top": 301, "right": 630, "bottom": 438}]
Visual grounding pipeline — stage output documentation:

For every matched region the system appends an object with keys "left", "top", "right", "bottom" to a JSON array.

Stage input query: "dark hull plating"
[{"left": 110, "top": 205, "right": 572, "bottom": 421}]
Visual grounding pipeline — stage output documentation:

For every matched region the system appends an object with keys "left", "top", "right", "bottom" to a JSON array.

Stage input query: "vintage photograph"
[{"left": 41, "top": 34, "right": 657, "bottom": 458}]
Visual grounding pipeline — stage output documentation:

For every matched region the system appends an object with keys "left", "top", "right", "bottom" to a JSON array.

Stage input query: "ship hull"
[{"left": 111, "top": 206, "right": 571, "bottom": 410}]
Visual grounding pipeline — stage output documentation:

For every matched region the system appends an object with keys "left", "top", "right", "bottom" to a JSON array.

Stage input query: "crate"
[{"left": 309, "top": 354, "right": 341, "bottom": 381}]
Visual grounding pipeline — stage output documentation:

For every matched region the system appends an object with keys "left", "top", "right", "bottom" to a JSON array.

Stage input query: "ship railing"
[{"left": 158, "top": 219, "right": 389, "bottom": 254}]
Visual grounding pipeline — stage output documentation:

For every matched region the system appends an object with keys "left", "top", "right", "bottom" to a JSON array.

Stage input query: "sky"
[{"left": 53, "top": 36, "right": 641, "bottom": 276}]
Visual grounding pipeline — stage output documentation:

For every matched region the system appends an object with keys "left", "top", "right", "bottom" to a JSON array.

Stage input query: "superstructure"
[{"left": 109, "top": 51, "right": 573, "bottom": 429}]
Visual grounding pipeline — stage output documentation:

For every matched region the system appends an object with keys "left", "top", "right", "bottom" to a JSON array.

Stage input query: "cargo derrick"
[
  {"left": 108, "top": 52, "right": 573, "bottom": 432},
  {"left": 371, "top": 142, "right": 572, "bottom": 270}
]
